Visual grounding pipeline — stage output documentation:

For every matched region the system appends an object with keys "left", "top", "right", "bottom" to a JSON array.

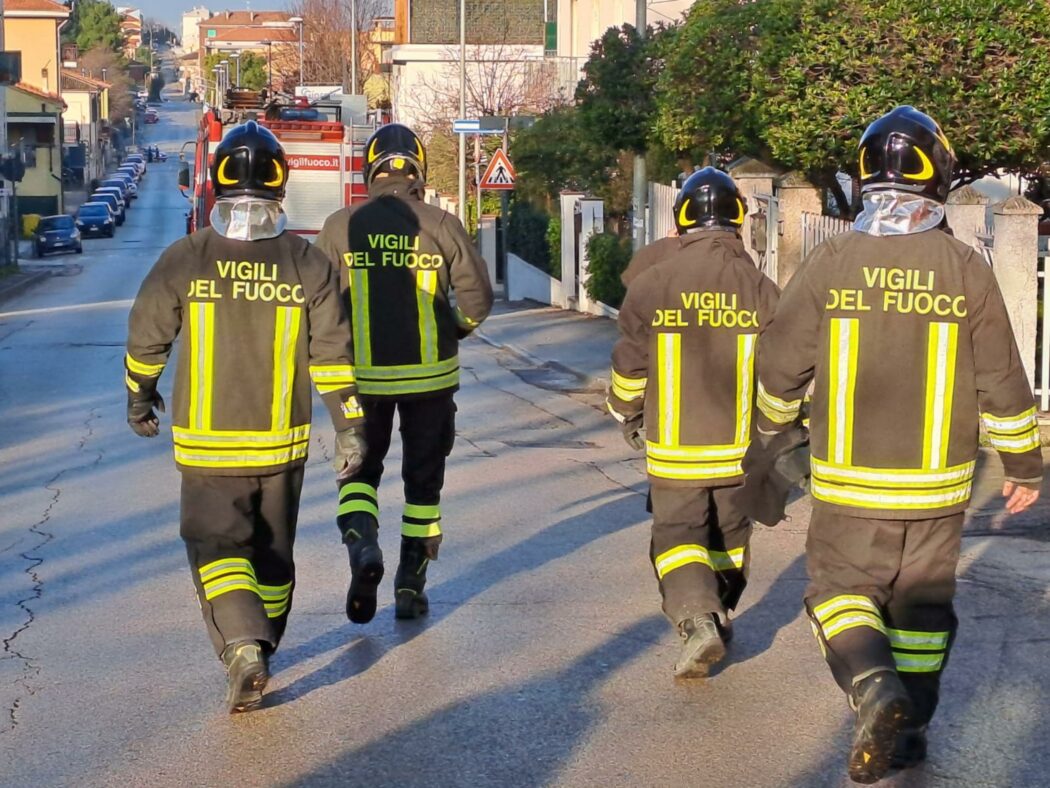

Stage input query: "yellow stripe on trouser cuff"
[
  {"left": 757, "top": 382, "right": 801, "bottom": 424},
  {"left": 125, "top": 352, "right": 165, "bottom": 376},
  {"left": 887, "top": 628, "right": 949, "bottom": 651},
  {"left": 339, "top": 482, "right": 379, "bottom": 517},
  {"left": 189, "top": 302, "right": 215, "bottom": 431},
  {"left": 736, "top": 334, "right": 757, "bottom": 445},
  {"left": 417, "top": 270, "right": 439, "bottom": 365},
  {"left": 199, "top": 557, "right": 255, "bottom": 583},
  {"left": 125, "top": 372, "right": 141, "bottom": 393},
  {"left": 922, "top": 322, "right": 958, "bottom": 469},
  {"left": 812, "top": 595, "right": 885, "bottom": 641},
  {"left": 893, "top": 651, "right": 945, "bottom": 673},
  {"left": 813, "top": 594, "right": 881, "bottom": 620},
  {"left": 402, "top": 502, "right": 441, "bottom": 538},
  {"left": 657, "top": 333, "right": 681, "bottom": 447},
  {"left": 828, "top": 318, "right": 858, "bottom": 466},
  {"left": 350, "top": 269, "right": 372, "bottom": 367},
  {"left": 611, "top": 370, "right": 647, "bottom": 402},
  {"left": 654, "top": 544, "right": 745, "bottom": 579},
  {"left": 259, "top": 582, "right": 293, "bottom": 618}
]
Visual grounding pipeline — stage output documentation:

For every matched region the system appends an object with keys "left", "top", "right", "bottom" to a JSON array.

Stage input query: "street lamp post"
[
  {"left": 350, "top": 0, "right": 358, "bottom": 94},
  {"left": 288, "top": 16, "right": 304, "bottom": 89},
  {"left": 230, "top": 52, "right": 241, "bottom": 87},
  {"left": 458, "top": 0, "right": 466, "bottom": 224},
  {"left": 262, "top": 41, "right": 273, "bottom": 93}
]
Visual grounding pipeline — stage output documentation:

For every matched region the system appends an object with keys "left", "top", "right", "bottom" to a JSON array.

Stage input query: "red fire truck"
[{"left": 182, "top": 96, "right": 374, "bottom": 236}]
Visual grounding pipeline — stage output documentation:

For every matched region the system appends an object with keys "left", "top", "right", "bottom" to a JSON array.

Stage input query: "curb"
[{"left": 0, "top": 270, "right": 51, "bottom": 307}]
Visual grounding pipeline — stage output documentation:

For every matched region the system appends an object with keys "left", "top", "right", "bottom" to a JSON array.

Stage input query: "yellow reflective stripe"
[
  {"left": 416, "top": 270, "right": 439, "bottom": 365},
  {"left": 174, "top": 443, "right": 309, "bottom": 468},
  {"left": 264, "top": 601, "right": 290, "bottom": 618},
  {"left": 125, "top": 353, "right": 165, "bottom": 377},
  {"left": 810, "top": 458, "right": 975, "bottom": 489},
  {"left": 658, "top": 333, "right": 681, "bottom": 446},
  {"left": 309, "top": 365, "right": 357, "bottom": 381},
  {"left": 173, "top": 425, "right": 311, "bottom": 448},
  {"left": 402, "top": 521, "right": 442, "bottom": 538},
  {"left": 813, "top": 594, "right": 880, "bottom": 621},
  {"left": 271, "top": 306, "right": 301, "bottom": 432},
  {"left": 610, "top": 369, "right": 647, "bottom": 402},
  {"left": 756, "top": 381, "right": 802, "bottom": 422},
  {"left": 199, "top": 557, "right": 256, "bottom": 583},
  {"left": 189, "top": 302, "right": 215, "bottom": 431},
  {"left": 357, "top": 369, "right": 459, "bottom": 396},
  {"left": 646, "top": 458, "right": 743, "bottom": 480},
  {"left": 887, "top": 628, "right": 949, "bottom": 651},
  {"left": 340, "top": 482, "right": 377, "bottom": 500},
  {"left": 828, "top": 318, "right": 858, "bottom": 465},
  {"left": 258, "top": 582, "right": 293, "bottom": 600},
  {"left": 341, "top": 396, "right": 364, "bottom": 419},
  {"left": 646, "top": 442, "right": 747, "bottom": 461},
  {"left": 736, "top": 333, "right": 757, "bottom": 445},
  {"left": 454, "top": 306, "right": 479, "bottom": 329},
  {"left": 987, "top": 432, "right": 1041, "bottom": 453},
  {"left": 811, "top": 479, "right": 972, "bottom": 509},
  {"left": 981, "top": 407, "right": 1037, "bottom": 433},
  {"left": 404, "top": 503, "right": 440, "bottom": 520},
  {"left": 355, "top": 356, "right": 460, "bottom": 381},
  {"left": 893, "top": 651, "right": 945, "bottom": 673},
  {"left": 654, "top": 545, "right": 745, "bottom": 579},
  {"left": 203, "top": 578, "right": 258, "bottom": 600},
  {"left": 349, "top": 269, "right": 372, "bottom": 367},
  {"left": 125, "top": 372, "right": 141, "bottom": 393},
  {"left": 922, "top": 322, "right": 958, "bottom": 469},
  {"left": 823, "top": 612, "right": 886, "bottom": 640},
  {"left": 340, "top": 499, "right": 380, "bottom": 517}
]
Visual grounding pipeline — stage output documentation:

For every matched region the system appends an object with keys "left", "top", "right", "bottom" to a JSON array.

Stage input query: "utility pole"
[
  {"left": 458, "top": 0, "right": 466, "bottom": 224},
  {"left": 632, "top": 0, "right": 647, "bottom": 250},
  {"left": 350, "top": 0, "right": 358, "bottom": 94}
]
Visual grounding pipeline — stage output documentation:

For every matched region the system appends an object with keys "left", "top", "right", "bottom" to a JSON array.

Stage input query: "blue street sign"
[{"left": 452, "top": 119, "right": 503, "bottom": 135}]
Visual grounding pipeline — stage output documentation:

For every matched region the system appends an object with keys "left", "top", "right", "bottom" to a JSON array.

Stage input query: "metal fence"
[
  {"left": 1038, "top": 238, "right": 1050, "bottom": 411},
  {"left": 647, "top": 182, "right": 679, "bottom": 245},
  {"left": 801, "top": 212, "right": 853, "bottom": 258}
]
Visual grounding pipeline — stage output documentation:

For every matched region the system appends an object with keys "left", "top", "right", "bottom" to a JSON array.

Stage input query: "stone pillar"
[
  {"left": 478, "top": 214, "right": 498, "bottom": 295},
  {"left": 727, "top": 157, "right": 781, "bottom": 259},
  {"left": 991, "top": 196, "right": 1042, "bottom": 390},
  {"left": 945, "top": 186, "right": 990, "bottom": 250},
  {"left": 559, "top": 191, "right": 583, "bottom": 309},
  {"left": 774, "top": 171, "right": 823, "bottom": 286}
]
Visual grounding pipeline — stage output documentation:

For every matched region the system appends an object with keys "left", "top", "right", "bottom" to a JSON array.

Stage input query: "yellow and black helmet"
[
  {"left": 673, "top": 167, "right": 747, "bottom": 234},
  {"left": 363, "top": 123, "right": 426, "bottom": 185},
  {"left": 858, "top": 106, "right": 955, "bottom": 203},
  {"left": 210, "top": 120, "right": 287, "bottom": 201}
]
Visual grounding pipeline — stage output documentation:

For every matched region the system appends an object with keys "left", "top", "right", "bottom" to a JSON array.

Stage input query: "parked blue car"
[{"left": 33, "top": 214, "right": 82, "bottom": 257}]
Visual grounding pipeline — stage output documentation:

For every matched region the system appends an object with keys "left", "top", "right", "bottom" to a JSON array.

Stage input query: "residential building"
[
  {"left": 182, "top": 6, "right": 210, "bottom": 53},
  {"left": 118, "top": 7, "right": 143, "bottom": 59},
  {"left": 3, "top": 0, "right": 69, "bottom": 218},
  {"left": 3, "top": 0, "right": 70, "bottom": 94},
  {"left": 197, "top": 10, "right": 296, "bottom": 93},
  {"left": 7, "top": 81, "right": 65, "bottom": 216},
  {"left": 61, "top": 70, "right": 111, "bottom": 185},
  {"left": 0, "top": 10, "right": 10, "bottom": 265}
]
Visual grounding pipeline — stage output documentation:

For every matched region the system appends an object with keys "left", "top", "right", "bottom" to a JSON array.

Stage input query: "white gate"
[
  {"left": 801, "top": 212, "right": 853, "bottom": 258},
  {"left": 647, "top": 182, "right": 679, "bottom": 245},
  {"left": 1037, "top": 237, "right": 1050, "bottom": 412}
]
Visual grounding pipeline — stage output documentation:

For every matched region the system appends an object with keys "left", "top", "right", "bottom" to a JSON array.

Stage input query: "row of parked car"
[{"left": 33, "top": 153, "right": 150, "bottom": 257}]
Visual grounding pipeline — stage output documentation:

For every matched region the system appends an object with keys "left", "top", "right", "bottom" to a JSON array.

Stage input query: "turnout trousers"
[
  {"left": 180, "top": 468, "right": 304, "bottom": 658},
  {"left": 805, "top": 502, "right": 963, "bottom": 726},
  {"left": 649, "top": 485, "right": 753, "bottom": 625},
  {"left": 336, "top": 392, "right": 456, "bottom": 542}
]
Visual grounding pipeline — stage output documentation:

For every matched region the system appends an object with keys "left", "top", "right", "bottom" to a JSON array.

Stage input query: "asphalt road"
[{"left": 1, "top": 97, "right": 1048, "bottom": 788}]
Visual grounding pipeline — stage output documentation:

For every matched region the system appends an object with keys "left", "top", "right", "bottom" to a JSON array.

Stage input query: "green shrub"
[
  {"left": 584, "top": 232, "right": 632, "bottom": 308},
  {"left": 506, "top": 200, "right": 551, "bottom": 273},
  {"left": 545, "top": 216, "right": 562, "bottom": 280}
]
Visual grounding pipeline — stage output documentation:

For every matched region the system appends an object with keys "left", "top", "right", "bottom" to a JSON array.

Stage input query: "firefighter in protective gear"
[
  {"left": 608, "top": 167, "right": 780, "bottom": 678},
  {"left": 755, "top": 106, "right": 1042, "bottom": 783},
  {"left": 125, "top": 120, "right": 367, "bottom": 713},
  {"left": 316, "top": 123, "right": 493, "bottom": 623}
]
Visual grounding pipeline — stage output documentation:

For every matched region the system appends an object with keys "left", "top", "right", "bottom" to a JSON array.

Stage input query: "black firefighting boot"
[
  {"left": 342, "top": 513, "right": 384, "bottom": 624},
  {"left": 890, "top": 726, "right": 928, "bottom": 770},
  {"left": 394, "top": 535, "right": 441, "bottom": 620},
  {"left": 716, "top": 612, "right": 734, "bottom": 645},
  {"left": 847, "top": 670, "right": 913, "bottom": 784},
  {"left": 673, "top": 613, "right": 726, "bottom": 678},
  {"left": 221, "top": 640, "right": 270, "bottom": 714}
]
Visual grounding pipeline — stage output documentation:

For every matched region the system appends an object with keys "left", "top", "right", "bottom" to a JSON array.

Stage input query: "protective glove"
[
  {"left": 740, "top": 426, "right": 810, "bottom": 526},
  {"left": 127, "top": 390, "right": 165, "bottom": 438},
  {"left": 456, "top": 325, "right": 473, "bottom": 340},
  {"left": 622, "top": 416, "right": 645, "bottom": 451},
  {"left": 332, "top": 427, "right": 368, "bottom": 480}
]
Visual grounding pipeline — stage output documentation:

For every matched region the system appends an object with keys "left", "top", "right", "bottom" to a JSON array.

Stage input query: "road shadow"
[{"left": 278, "top": 615, "right": 665, "bottom": 788}]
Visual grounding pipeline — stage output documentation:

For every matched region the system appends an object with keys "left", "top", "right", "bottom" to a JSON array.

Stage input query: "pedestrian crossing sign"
[{"left": 480, "top": 149, "right": 517, "bottom": 190}]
